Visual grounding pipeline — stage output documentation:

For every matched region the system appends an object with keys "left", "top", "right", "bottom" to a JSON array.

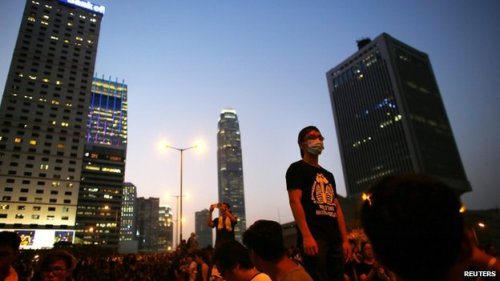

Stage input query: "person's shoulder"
[
  {"left": 287, "top": 160, "right": 305, "bottom": 171},
  {"left": 253, "top": 273, "right": 272, "bottom": 281}
]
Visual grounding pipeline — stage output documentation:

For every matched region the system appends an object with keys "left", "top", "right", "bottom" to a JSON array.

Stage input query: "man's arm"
[
  {"left": 288, "top": 189, "right": 318, "bottom": 256},
  {"left": 208, "top": 205, "right": 215, "bottom": 227},
  {"left": 224, "top": 209, "right": 237, "bottom": 223},
  {"left": 335, "top": 198, "right": 352, "bottom": 261}
]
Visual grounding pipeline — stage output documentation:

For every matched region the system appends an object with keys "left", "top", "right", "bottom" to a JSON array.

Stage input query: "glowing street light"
[{"left": 165, "top": 143, "right": 200, "bottom": 245}]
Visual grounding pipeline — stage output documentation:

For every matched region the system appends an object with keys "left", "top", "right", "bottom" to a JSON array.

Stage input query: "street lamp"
[{"left": 165, "top": 144, "right": 198, "bottom": 245}]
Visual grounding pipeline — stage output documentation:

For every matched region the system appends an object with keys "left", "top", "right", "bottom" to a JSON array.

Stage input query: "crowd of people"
[{"left": 1, "top": 126, "right": 499, "bottom": 281}]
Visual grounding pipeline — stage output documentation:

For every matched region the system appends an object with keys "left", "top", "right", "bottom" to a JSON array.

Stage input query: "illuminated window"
[
  {"left": 32, "top": 215, "right": 40, "bottom": 219},
  {"left": 30, "top": 139, "right": 37, "bottom": 145},
  {"left": 15, "top": 138, "right": 22, "bottom": 144}
]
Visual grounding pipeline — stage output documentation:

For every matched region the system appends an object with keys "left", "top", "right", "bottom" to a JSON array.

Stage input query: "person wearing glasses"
[
  {"left": 36, "top": 250, "right": 76, "bottom": 281},
  {"left": 286, "top": 126, "right": 351, "bottom": 281}
]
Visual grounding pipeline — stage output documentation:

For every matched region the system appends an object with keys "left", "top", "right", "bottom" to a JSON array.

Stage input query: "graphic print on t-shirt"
[{"left": 310, "top": 173, "right": 337, "bottom": 217}]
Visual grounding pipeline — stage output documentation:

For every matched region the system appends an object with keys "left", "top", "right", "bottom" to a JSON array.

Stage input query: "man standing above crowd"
[
  {"left": 286, "top": 126, "right": 351, "bottom": 281},
  {"left": 208, "top": 202, "right": 237, "bottom": 249}
]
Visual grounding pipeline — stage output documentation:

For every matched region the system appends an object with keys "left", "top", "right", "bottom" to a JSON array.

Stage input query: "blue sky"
[{"left": 1, "top": 0, "right": 499, "bottom": 237}]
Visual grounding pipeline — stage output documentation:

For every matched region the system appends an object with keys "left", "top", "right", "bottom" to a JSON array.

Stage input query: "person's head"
[
  {"left": 219, "top": 202, "right": 230, "bottom": 214},
  {"left": 297, "top": 126, "right": 324, "bottom": 158},
  {"left": 39, "top": 250, "right": 77, "bottom": 281},
  {"left": 0, "top": 231, "right": 21, "bottom": 273},
  {"left": 361, "top": 173, "right": 466, "bottom": 281},
  {"left": 213, "top": 240, "right": 254, "bottom": 281},
  {"left": 360, "top": 242, "right": 374, "bottom": 260},
  {"left": 243, "top": 220, "right": 286, "bottom": 269}
]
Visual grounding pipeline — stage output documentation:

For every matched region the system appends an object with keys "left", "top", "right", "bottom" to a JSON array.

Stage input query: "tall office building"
[
  {"left": 136, "top": 197, "right": 160, "bottom": 252},
  {"left": 75, "top": 76, "right": 127, "bottom": 249},
  {"left": 326, "top": 33, "right": 471, "bottom": 196},
  {"left": 195, "top": 209, "right": 213, "bottom": 248},
  {"left": 217, "top": 109, "right": 246, "bottom": 241},
  {"left": 119, "top": 182, "right": 137, "bottom": 254},
  {"left": 158, "top": 206, "right": 174, "bottom": 251},
  {"left": 0, "top": 0, "right": 104, "bottom": 248}
]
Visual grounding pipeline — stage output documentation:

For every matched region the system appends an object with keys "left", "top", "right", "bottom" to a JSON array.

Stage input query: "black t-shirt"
[
  {"left": 286, "top": 160, "right": 340, "bottom": 242},
  {"left": 211, "top": 217, "right": 236, "bottom": 248}
]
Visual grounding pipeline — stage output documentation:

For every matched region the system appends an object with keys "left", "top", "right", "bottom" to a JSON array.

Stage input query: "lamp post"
[
  {"left": 165, "top": 144, "right": 197, "bottom": 245},
  {"left": 169, "top": 194, "right": 181, "bottom": 247}
]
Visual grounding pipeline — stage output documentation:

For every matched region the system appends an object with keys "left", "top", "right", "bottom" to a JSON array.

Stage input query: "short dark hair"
[
  {"left": 297, "top": 126, "right": 320, "bottom": 157},
  {"left": 213, "top": 240, "right": 253, "bottom": 273},
  {"left": 0, "top": 231, "right": 21, "bottom": 251},
  {"left": 361, "top": 173, "right": 465, "bottom": 281},
  {"left": 243, "top": 220, "right": 286, "bottom": 262}
]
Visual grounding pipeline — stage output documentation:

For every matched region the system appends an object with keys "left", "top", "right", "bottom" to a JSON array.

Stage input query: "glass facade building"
[
  {"left": 75, "top": 77, "right": 127, "bottom": 249},
  {"left": 158, "top": 206, "right": 174, "bottom": 251},
  {"left": 136, "top": 197, "right": 160, "bottom": 252},
  {"left": 118, "top": 182, "right": 138, "bottom": 253},
  {"left": 0, "top": 0, "right": 104, "bottom": 248},
  {"left": 217, "top": 109, "right": 246, "bottom": 241},
  {"left": 326, "top": 33, "right": 471, "bottom": 195}
]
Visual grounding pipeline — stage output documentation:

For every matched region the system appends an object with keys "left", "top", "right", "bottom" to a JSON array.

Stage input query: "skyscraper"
[
  {"left": 75, "top": 76, "right": 127, "bottom": 249},
  {"left": 217, "top": 109, "right": 246, "bottom": 241},
  {"left": 326, "top": 33, "right": 471, "bottom": 196},
  {"left": 195, "top": 209, "right": 213, "bottom": 248},
  {"left": 158, "top": 205, "right": 174, "bottom": 251},
  {"left": 0, "top": 0, "right": 104, "bottom": 249},
  {"left": 119, "top": 182, "right": 137, "bottom": 254},
  {"left": 136, "top": 197, "right": 160, "bottom": 252}
]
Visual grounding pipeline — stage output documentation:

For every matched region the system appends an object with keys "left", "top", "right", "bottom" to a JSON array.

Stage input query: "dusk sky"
[{"left": 1, "top": 0, "right": 499, "bottom": 238}]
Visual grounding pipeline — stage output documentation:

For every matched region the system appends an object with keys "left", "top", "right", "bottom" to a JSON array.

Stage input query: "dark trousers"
[{"left": 301, "top": 239, "right": 344, "bottom": 281}]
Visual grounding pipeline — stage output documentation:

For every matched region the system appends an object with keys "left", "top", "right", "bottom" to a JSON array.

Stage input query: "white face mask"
[{"left": 305, "top": 139, "right": 324, "bottom": 155}]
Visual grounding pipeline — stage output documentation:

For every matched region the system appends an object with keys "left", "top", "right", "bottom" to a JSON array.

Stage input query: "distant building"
[
  {"left": 119, "top": 182, "right": 137, "bottom": 254},
  {"left": 217, "top": 109, "right": 246, "bottom": 241},
  {"left": 75, "top": 77, "right": 128, "bottom": 249},
  {"left": 195, "top": 209, "right": 213, "bottom": 248},
  {"left": 136, "top": 197, "right": 160, "bottom": 252},
  {"left": 0, "top": 0, "right": 104, "bottom": 248},
  {"left": 159, "top": 206, "right": 174, "bottom": 251},
  {"left": 326, "top": 33, "right": 471, "bottom": 196}
]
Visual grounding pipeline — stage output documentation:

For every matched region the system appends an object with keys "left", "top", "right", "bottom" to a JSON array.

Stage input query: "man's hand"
[
  {"left": 303, "top": 235, "right": 319, "bottom": 256},
  {"left": 342, "top": 240, "right": 352, "bottom": 262}
]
